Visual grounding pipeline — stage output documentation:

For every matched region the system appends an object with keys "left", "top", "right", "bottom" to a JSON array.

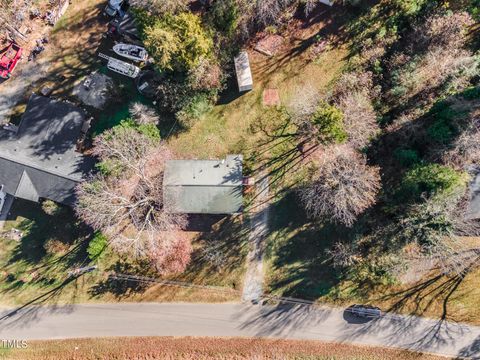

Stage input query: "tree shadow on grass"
[
  {"left": 372, "top": 263, "right": 478, "bottom": 323},
  {"left": 1, "top": 199, "right": 93, "bottom": 295},
  {"left": 89, "top": 215, "right": 250, "bottom": 299},
  {"left": 180, "top": 215, "right": 250, "bottom": 289},
  {"left": 265, "top": 192, "right": 351, "bottom": 300},
  {"left": 6, "top": 200, "right": 90, "bottom": 265},
  {"left": 0, "top": 274, "right": 86, "bottom": 330},
  {"left": 88, "top": 259, "right": 156, "bottom": 300}
]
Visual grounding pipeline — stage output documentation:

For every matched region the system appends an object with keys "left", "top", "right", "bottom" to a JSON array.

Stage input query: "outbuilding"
[
  {"left": 163, "top": 155, "right": 243, "bottom": 214},
  {"left": 234, "top": 51, "right": 253, "bottom": 92},
  {"left": 466, "top": 171, "right": 480, "bottom": 220}
]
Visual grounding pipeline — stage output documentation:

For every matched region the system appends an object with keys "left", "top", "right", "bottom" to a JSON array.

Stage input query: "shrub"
[
  {"left": 130, "top": 0, "right": 189, "bottom": 16},
  {"left": 392, "top": 0, "right": 431, "bottom": 16},
  {"left": 143, "top": 13, "right": 214, "bottom": 72},
  {"left": 400, "top": 163, "right": 468, "bottom": 200},
  {"left": 96, "top": 159, "right": 123, "bottom": 177},
  {"left": 427, "top": 100, "right": 468, "bottom": 144},
  {"left": 187, "top": 57, "right": 223, "bottom": 92},
  {"left": 310, "top": 103, "right": 348, "bottom": 144},
  {"left": 332, "top": 72, "right": 380, "bottom": 149},
  {"left": 87, "top": 232, "right": 108, "bottom": 261},
  {"left": 41, "top": 200, "right": 62, "bottom": 216},
  {"left": 462, "top": 86, "right": 480, "bottom": 100},
  {"left": 155, "top": 76, "right": 192, "bottom": 113},
  {"left": 176, "top": 93, "right": 214, "bottom": 128},
  {"left": 118, "top": 118, "right": 161, "bottom": 140},
  {"left": 394, "top": 148, "right": 420, "bottom": 167},
  {"left": 209, "top": 0, "right": 239, "bottom": 36}
]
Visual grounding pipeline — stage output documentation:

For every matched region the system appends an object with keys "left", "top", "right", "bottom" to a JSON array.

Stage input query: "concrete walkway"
[
  {"left": 0, "top": 303, "right": 478, "bottom": 358},
  {"left": 242, "top": 176, "right": 270, "bottom": 302}
]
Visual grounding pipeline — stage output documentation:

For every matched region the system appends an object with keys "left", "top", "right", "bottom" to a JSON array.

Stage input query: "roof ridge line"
[{"left": 0, "top": 153, "right": 84, "bottom": 183}]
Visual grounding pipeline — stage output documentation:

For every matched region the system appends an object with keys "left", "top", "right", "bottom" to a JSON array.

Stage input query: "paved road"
[{"left": 0, "top": 303, "right": 478, "bottom": 358}]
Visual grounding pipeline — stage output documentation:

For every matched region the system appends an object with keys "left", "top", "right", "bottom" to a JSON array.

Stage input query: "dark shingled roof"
[{"left": 0, "top": 94, "right": 94, "bottom": 206}]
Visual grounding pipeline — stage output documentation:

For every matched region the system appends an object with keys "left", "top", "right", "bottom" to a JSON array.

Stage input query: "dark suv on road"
[{"left": 348, "top": 304, "right": 382, "bottom": 318}]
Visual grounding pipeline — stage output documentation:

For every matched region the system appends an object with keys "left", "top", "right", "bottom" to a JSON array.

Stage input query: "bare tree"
[
  {"left": 334, "top": 92, "right": 378, "bottom": 149},
  {"left": 92, "top": 126, "right": 156, "bottom": 177},
  {"left": 129, "top": 102, "right": 160, "bottom": 125},
  {"left": 255, "top": 0, "right": 293, "bottom": 26},
  {"left": 387, "top": 11, "right": 477, "bottom": 105},
  {"left": 330, "top": 71, "right": 380, "bottom": 149},
  {"left": 414, "top": 11, "right": 474, "bottom": 52},
  {"left": 443, "top": 111, "right": 480, "bottom": 168},
  {"left": 77, "top": 130, "right": 190, "bottom": 275},
  {"left": 286, "top": 83, "right": 319, "bottom": 123},
  {"left": 396, "top": 191, "right": 480, "bottom": 277},
  {"left": 299, "top": 146, "right": 381, "bottom": 226},
  {"left": 187, "top": 57, "right": 223, "bottom": 91},
  {"left": 325, "top": 242, "right": 360, "bottom": 268}
]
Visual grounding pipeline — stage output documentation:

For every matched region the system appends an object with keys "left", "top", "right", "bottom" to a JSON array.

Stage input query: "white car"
[{"left": 0, "top": 185, "right": 6, "bottom": 216}]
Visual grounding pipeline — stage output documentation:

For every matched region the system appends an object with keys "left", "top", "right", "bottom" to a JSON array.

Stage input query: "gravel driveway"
[{"left": 0, "top": 54, "right": 51, "bottom": 124}]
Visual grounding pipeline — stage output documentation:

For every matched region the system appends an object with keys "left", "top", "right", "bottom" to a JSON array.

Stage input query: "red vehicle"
[{"left": 0, "top": 42, "right": 23, "bottom": 79}]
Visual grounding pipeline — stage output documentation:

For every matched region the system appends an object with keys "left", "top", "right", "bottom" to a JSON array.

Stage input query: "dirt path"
[{"left": 242, "top": 175, "right": 270, "bottom": 302}]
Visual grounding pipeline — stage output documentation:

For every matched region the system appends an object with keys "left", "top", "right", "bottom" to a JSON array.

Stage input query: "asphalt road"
[{"left": 0, "top": 303, "right": 479, "bottom": 358}]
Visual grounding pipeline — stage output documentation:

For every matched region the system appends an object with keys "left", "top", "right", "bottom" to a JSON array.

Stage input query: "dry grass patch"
[{"left": 0, "top": 337, "right": 449, "bottom": 360}]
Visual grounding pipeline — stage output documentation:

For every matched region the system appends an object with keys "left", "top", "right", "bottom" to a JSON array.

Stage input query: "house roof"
[
  {"left": 163, "top": 155, "right": 243, "bottom": 214},
  {"left": 0, "top": 94, "right": 94, "bottom": 205}
]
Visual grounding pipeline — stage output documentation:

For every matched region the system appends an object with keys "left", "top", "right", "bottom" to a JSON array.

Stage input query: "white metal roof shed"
[{"left": 234, "top": 51, "right": 253, "bottom": 92}]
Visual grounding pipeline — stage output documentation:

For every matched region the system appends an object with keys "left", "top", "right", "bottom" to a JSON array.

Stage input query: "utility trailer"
[{"left": 98, "top": 53, "right": 140, "bottom": 78}]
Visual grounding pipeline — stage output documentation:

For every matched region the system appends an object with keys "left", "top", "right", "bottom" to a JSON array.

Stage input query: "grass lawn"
[
  {"left": 0, "top": 337, "right": 449, "bottom": 360},
  {"left": 0, "top": 200, "right": 248, "bottom": 306},
  {"left": 264, "top": 194, "right": 480, "bottom": 325},
  {"left": 169, "top": 42, "right": 347, "bottom": 164},
  {"left": 0, "top": 0, "right": 248, "bottom": 307},
  {"left": 3, "top": 0, "right": 476, "bottom": 327}
]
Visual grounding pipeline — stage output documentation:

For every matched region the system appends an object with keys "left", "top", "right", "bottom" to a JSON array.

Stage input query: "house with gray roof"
[
  {"left": 0, "top": 94, "right": 94, "bottom": 206},
  {"left": 163, "top": 155, "right": 243, "bottom": 214}
]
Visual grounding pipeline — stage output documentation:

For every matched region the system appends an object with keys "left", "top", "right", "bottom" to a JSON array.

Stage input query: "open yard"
[
  {"left": 0, "top": 199, "right": 247, "bottom": 306},
  {"left": 0, "top": 337, "right": 450, "bottom": 360},
  {"left": 0, "top": 0, "right": 478, "bottom": 333},
  {"left": 264, "top": 195, "right": 480, "bottom": 325},
  {"left": 0, "top": 0, "right": 347, "bottom": 308}
]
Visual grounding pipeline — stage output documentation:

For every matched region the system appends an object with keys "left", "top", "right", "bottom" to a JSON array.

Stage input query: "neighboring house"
[
  {"left": 0, "top": 94, "right": 94, "bottom": 206},
  {"left": 163, "top": 155, "right": 243, "bottom": 214}
]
